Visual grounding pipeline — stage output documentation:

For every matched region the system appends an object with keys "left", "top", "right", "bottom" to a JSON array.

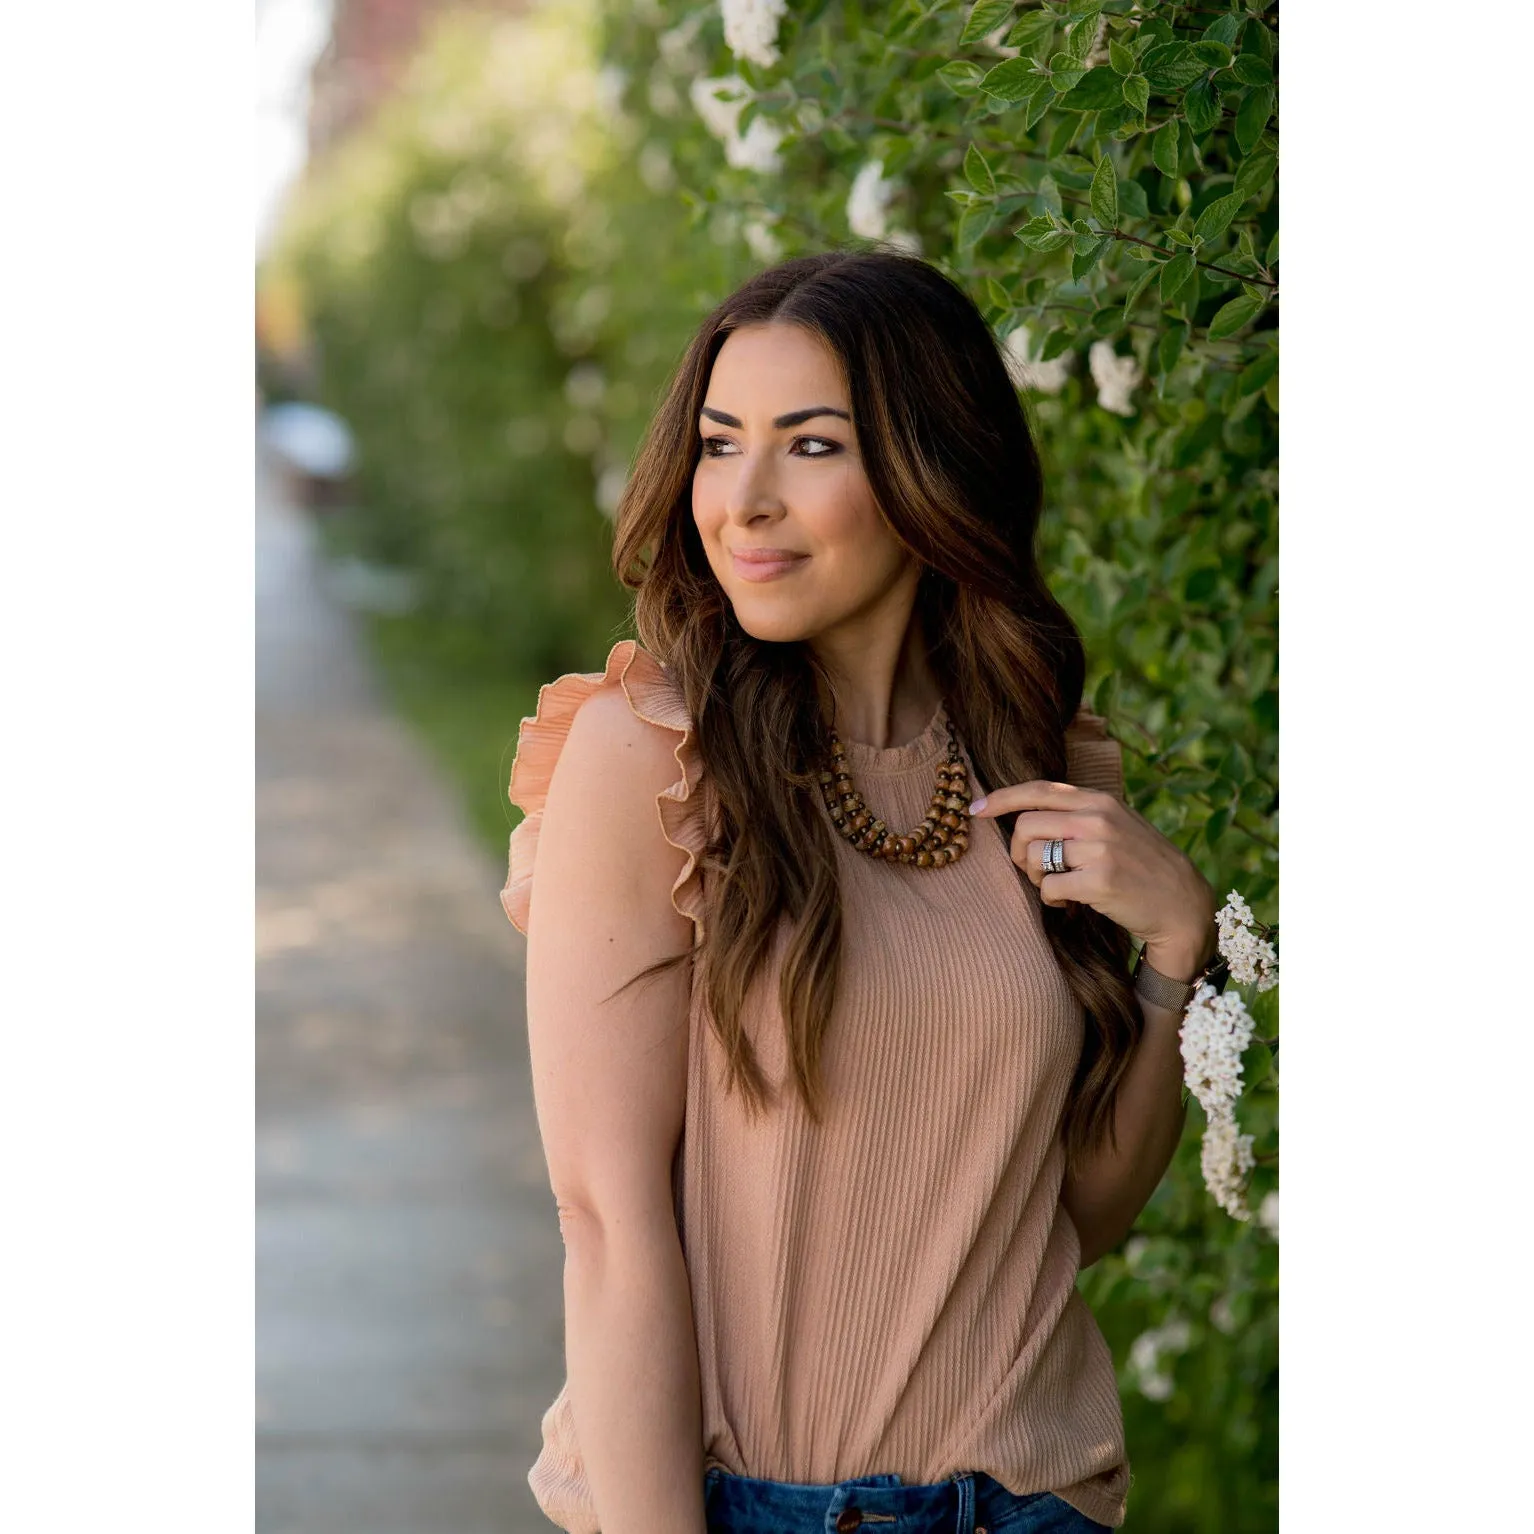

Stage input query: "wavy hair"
[{"left": 607, "top": 249, "right": 1140, "bottom": 1174}]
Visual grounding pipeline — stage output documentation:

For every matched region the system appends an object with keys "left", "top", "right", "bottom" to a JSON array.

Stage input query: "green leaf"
[
  {"left": 1018, "top": 226, "right": 1073, "bottom": 252},
  {"left": 1025, "top": 87, "right": 1054, "bottom": 130},
  {"left": 1234, "top": 151, "right": 1278, "bottom": 204},
  {"left": 1093, "top": 671, "right": 1119, "bottom": 718},
  {"left": 1040, "top": 326, "right": 1075, "bottom": 361},
  {"left": 1071, "top": 235, "right": 1110, "bottom": 280},
  {"left": 1237, "top": 350, "right": 1279, "bottom": 397},
  {"left": 1066, "top": 12, "right": 1101, "bottom": 63},
  {"left": 964, "top": 142, "right": 996, "bottom": 196},
  {"left": 1192, "top": 40, "right": 1232, "bottom": 69},
  {"left": 1203, "top": 13, "right": 1243, "bottom": 48},
  {"left": 960, "top": 0, "right": 1014, "bottom": 46},
  {"left": 1123, "top": 74, "right": 1149, "bottom": 115},
  {"left": 1244, "top": 20, "right": 1277, "bottom": 65},
  {"left": 937, "top": 60, "right": 986, "bottom": 97},
  {"left": 1152, "top": 118, "right": 1180, "bottom": 178},
  {"left": 1205, "top": 805, "right": 1231, "bottom": 847},
  {"left": 1157, "top": 323, "right": 1187, "bottom": 377},
  {"left": 1109, "top": 40, "right": 1135, "bottom": 76},
  {"left": 1266, "top": 229, "right": 1279, "bottom": 265},
  {"left": 985, "top": 276, "right": 1012, "bottom": 312},
  {"left": 1231, "top": 53, "right": 1274, "bottom": 87},
  {"left": 1235, "top": 87, "right": 1275, "bottom": 155},
  {"left": 1006, "top": 12, "right": 1056, "bottom": 53},
  {"left": 1184, "top": 78, "right": 1221, "bottom": 136},
  {"left": 1141, "top": 43, "right": 1208, "bottom": 91},
  {"left": 1126, "top": 243, "right": 1158, "bottom": 261},
  {"left": 1118, "top": 177, "right": 1149, "bottom": 220},
  {"left": 1056, "top": 66, "right": 1124, "bottom": 111},
  {"left": 1123, "top": 261, "right": 1159, "bottom": 319},
  {"left": 1160, "top": 251, "right": 1196, "bottom": 303},
  {"left": 1018, "top": 213, "right": 1057, "bottom": 238},
  {"left": 980, "top": 58, "right": 1052, "bottom": 101},
  {"left": 1046, "top": 112, "right": 1078, "bottom": 158},
  {"left": 1038, "top": 173, "right": 1062, "bottom": 216},
  {"left": 1207, "top": 292, "right": 1266, "bottom": 341},
  {"left": 957, "top": 201, "right": 995, "bottom": 250},
  {"left": 1090, "top": 155, "right": 1118, "bottom": 228},
  {"left": 1164, "top": 226, "right": 1194, "bottom": 247},
  {"left": 1193, "top": 191, "right": 1242, "bottom": 244}
]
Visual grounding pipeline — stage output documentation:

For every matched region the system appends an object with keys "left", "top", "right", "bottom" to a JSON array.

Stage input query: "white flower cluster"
[
  {"left": 844, "top": 159, "right": 922, "bottom": 253},
  {"left": 1179, "top": 983, "right": 1256, "bottom": 1118},
  {"left": 1217, "top": 889, "right": 1279, "bottom": 991},
  {"left": 1088, "top": 341, "right": 1142, "bottom": 416},
  {"left": 1176, "top": 887, "right": 1279, "bottom": 1221},
  {"left": 689, "top": 74, "right": 784, "bottom": 173},
  {"left": 1181, "top": 980, "right": 1258, "bottom": 1220},
  {"left": 1126, "top": 1316, "right": 1192, "bottom": 1402},
  {"left": 1002, "top": 324, "right": 1071, "bottom": 396},
  {"left": 721, "top": 0, "right": 788, "bottom": 70},
  {"left": 1199, "top": 1108, "right": 1256, "bottom": 1220}
]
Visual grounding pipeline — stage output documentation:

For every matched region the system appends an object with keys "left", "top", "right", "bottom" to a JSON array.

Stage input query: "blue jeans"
[{"left": 702, "top": 1466, "right": 1114, "bottom": 1533}]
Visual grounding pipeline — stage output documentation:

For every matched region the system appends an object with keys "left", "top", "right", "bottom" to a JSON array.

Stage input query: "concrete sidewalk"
[{"left": 256, "top": 435, "right": 562, "bottom": 1533}]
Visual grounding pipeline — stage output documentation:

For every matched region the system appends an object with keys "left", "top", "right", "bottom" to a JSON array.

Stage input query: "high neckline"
[{"left": 837, "top": 696, "right": 949, "bottom": 774}]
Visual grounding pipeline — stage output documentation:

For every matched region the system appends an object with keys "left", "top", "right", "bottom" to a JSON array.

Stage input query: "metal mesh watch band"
[{"left": 1132, "top": 943, "right": 1230, "bottom": 1011}]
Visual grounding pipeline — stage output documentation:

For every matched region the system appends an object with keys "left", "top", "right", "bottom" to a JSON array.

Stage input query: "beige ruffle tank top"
[{"left": 501, "top": 638, "right": 1132, "bottom": 1529}]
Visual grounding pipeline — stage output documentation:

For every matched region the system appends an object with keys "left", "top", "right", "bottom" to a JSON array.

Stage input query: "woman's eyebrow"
[{"left": 699, "top": 405, "right": 851, "bottom": 429}]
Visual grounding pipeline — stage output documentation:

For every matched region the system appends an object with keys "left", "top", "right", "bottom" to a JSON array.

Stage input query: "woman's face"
[{"left": 691, "top": 322, "right": 919, "bottom": 647}]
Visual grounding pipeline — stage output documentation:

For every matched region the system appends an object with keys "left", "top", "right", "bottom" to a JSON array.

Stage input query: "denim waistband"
[{"left": 703, "top": 1465, "right": 1062, "bottom": 1534}]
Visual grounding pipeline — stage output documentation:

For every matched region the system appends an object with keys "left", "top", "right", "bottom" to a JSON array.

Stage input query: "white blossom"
[
  {"left": 1217, "top": 889, "right": 1279, "bottom": 991},
  {"left": 1258, "top": 1189, "right": 1279, "bottom": 1238},
  {"left": 689, "top": 74, "right": 785, "bottom": 173},
  {"left": 658, "top": 11, "right": 708, "bottom": 72},
  {"left": 847, "top": 158, "right": 896, "bottom": 239},
  {"left": 1089, "top": 340, "right": 1142, "bottom": 416},
  {"left": 743, "top": 213, "right": 784, "bottom": 263},
  {"left": 1179, "top": 982, "right": 1256, "bottom": 1119},
  {"left": 1209, "top": 1292, "right": 1239, "bottom": 1335},
  {"left": 1200, "top": 1108, "right": 1256, "bottom": 1220},
  {"left": 1127, "top": 1317, "right": 1192, "bottom": 1402},
  {"left": 721, "top": 0, "right": 788, "bottom": 70},
  {"left": 1003, "top": 323, "right": 1071, "bottom": 396}
]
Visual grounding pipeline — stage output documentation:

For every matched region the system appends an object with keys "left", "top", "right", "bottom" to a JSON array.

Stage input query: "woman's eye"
[{"left": 700, "top": 435, "right": 839, "bottom": 459}]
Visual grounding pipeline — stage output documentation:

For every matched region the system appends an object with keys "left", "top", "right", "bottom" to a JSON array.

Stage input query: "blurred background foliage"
[{"left": 259, "top": 1, "right": 1277, "bottom": 1527}]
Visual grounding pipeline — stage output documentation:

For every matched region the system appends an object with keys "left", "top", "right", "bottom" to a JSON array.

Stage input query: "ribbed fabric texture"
[{"left": 502, "top": 640, "right": 1131, "bottom": 1531}]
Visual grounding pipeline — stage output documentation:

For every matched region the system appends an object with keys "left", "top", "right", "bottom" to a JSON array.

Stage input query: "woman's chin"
[{"left": 728, "top": 599, "right": 816, "bottom": 645}]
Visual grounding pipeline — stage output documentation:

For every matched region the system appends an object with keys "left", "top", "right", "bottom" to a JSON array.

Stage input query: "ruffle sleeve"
[
  {"left": 1064, "top": 703, "right": 1126, "bottom": 801},
  {"left": 499, "top": 638, "right": 707, "bottom": 946}
]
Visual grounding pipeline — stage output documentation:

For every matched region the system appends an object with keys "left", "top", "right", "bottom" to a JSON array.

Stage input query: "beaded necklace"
[{"left": 816, "top": 706, "right": 973, "bottom": 868}]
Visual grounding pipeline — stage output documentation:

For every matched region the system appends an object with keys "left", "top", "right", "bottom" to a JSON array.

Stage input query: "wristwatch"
[{"left": 1132, "top": 939, "right": 1230, "bottom": 1011}]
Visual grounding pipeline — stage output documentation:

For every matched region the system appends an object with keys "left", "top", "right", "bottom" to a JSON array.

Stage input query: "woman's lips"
[{"left": 731, "top": 552, "right": 809, "bottom": 582}]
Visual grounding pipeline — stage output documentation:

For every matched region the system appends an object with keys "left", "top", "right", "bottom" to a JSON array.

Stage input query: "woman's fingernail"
[{"left": 969, "top": 795, "right": 987, "bottom": 815}]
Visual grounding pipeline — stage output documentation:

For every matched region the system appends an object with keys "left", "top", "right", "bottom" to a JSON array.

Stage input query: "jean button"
[{"left": 835, "top": 1511, "right": 863, "bottom": 1532}]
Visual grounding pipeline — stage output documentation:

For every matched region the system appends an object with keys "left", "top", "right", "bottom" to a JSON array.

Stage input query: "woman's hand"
[{"left": 969, "top": 781, "right": 1217, "bottom": 973}]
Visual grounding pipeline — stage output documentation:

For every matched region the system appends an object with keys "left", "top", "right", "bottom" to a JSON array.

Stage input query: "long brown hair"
[{"left": 608, "top": 249, "right": 1139, "bottom": 1174}]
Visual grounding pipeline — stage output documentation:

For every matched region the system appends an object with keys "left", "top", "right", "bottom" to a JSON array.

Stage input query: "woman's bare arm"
[{"left": 525, "top": 685, "right": 706, "bottom": 1534}]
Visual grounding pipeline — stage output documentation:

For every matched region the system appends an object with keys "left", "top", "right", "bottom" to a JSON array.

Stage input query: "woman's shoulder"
[
  {"left": 500, "top": 639, "right": 707, "bottom": 943},
  {"left": 1064, "top": 702, "right": 1125, "bottom": 801}
]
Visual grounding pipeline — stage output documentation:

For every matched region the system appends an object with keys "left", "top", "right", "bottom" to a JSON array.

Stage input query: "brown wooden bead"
[{"left": 940, "top": 811, "right": 960, "bottom": 830}]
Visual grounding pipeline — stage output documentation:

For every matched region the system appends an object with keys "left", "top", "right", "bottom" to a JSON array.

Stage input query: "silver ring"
[{"left": 1043, "top": 837, "right": 1066, "bottom": 874}]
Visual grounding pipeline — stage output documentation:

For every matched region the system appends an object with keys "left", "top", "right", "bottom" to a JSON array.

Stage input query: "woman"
[{"left": 502, "top": 251, "right": 1222, "bottom": 1534}]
